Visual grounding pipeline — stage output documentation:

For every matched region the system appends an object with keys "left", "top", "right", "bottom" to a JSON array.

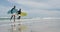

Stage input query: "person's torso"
[
  {"left": 17, "top": 11, "right": 21, "bottom": 14},
  {"left": 8, "top": 9, "right": 18, "bottom": 14}
]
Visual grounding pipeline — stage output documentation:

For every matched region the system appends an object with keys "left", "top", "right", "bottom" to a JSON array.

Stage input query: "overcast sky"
[{"left": 0, "top": 0, "right": 60, "bottom": 18}]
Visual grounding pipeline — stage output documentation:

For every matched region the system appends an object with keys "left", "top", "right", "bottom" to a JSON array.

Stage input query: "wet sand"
[{"left": 0, "top": 19, "right": 60, "bottom": 32}]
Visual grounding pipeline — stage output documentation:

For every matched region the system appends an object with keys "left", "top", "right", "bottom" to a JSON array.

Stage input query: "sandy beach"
[{"left": 0, "top": 19, "right": 60, "bottom": 32}]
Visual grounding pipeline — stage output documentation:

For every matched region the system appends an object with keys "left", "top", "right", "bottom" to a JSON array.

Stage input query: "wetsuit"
[
  {"left": 17, "top": 9, "right": 21, "bottom": 19},
  {"left": 10, "top": 6, "right": 17, "bottom": 20}
]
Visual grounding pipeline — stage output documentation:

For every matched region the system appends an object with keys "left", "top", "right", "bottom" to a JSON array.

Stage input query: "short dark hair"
[{"left": 14, "top": 5, "right": 16, "bottom": 8}]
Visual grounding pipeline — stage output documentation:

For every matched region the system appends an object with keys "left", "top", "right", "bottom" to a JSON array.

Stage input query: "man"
[
  {"left": 9, "top": 6, "right": 17, "bottom": 20},
  {"left": 17, "top": 9, "right": 21, "bottom": 19}
]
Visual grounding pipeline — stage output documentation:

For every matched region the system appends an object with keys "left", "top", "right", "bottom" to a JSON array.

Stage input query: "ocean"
[{"left": 0, "top": 18, "right": 60, "bottom": 32}]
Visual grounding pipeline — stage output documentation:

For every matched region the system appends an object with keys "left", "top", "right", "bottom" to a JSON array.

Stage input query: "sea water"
[{"left": 0, "top": 18, "right": 60, "bottom": 32}]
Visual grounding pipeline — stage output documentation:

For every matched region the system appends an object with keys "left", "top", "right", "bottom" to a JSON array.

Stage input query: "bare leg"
[
  {"left": 10, "top": 15, "right": 13, "bottom": 20},
  {"left": 14, "top": 15, "right": 15, "bottom": 22},
  {"left": 17, "top": 16, "right": 21, "bottom": 19}
]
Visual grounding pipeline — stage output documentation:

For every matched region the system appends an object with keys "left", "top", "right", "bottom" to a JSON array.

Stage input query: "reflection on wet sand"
[{"left": 0, "top": 19, "right": 60, "bottom": 32}]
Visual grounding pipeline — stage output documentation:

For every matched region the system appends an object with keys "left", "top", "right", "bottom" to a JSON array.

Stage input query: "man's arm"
[{"left": 10, "top": 8, "right": 14, "bottom": 14}]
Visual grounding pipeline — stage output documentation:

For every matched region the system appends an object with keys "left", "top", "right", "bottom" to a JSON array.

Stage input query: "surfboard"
[
  {"left": 20, "top": 12, "right": 27, "bottom": 16},
  {"left": 7, "top": 9, "right": 27, "bottom": 16},
  {"left": 7, "top": 9, "right": 18, "bottom": 14}
]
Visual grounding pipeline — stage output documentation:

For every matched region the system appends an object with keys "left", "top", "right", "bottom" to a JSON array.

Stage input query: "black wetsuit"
[
  {"left": 17, "top": 9, "right": 21, "bottom": 19},
  {"left": 18, "top": 10, "right": 21, "bottom": 14}
]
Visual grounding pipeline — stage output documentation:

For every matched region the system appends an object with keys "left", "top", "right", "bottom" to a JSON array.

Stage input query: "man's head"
[
  {"left": 14, "top": 5, "right": 16, "bottom": 8},
  {"left": 19, "top": 9, "right": 21, "bottom": 11}
]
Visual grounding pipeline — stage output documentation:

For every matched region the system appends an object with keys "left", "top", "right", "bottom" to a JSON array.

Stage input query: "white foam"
[
  {"left": 31, "top": 17, "right": 60, "bottom": 20},
  {"left": 42, "top": 17, "right": 60, "bottom": 19}
]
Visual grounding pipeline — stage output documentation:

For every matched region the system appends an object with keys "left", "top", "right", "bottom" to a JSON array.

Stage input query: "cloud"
[
  {"left": 0, "top": 5, "right": 12, "bottom": 17},
  {"left": 7, "top": 0, "right": 60, "bottom": 9},
  {"left": 6, "top": 0, "right": 60, "bottom": 17},
  {"left": 47, "top": 0, "right": 60, "bottom": 9},
  {"left": 7, "top": 0, "right": 51, "bottom": 9},
  {"left": 28, "top": 9, "right": 60, "bottom": 14},
  {"left": 24, "top": 9, "right": 60, "bottom": 17}
]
